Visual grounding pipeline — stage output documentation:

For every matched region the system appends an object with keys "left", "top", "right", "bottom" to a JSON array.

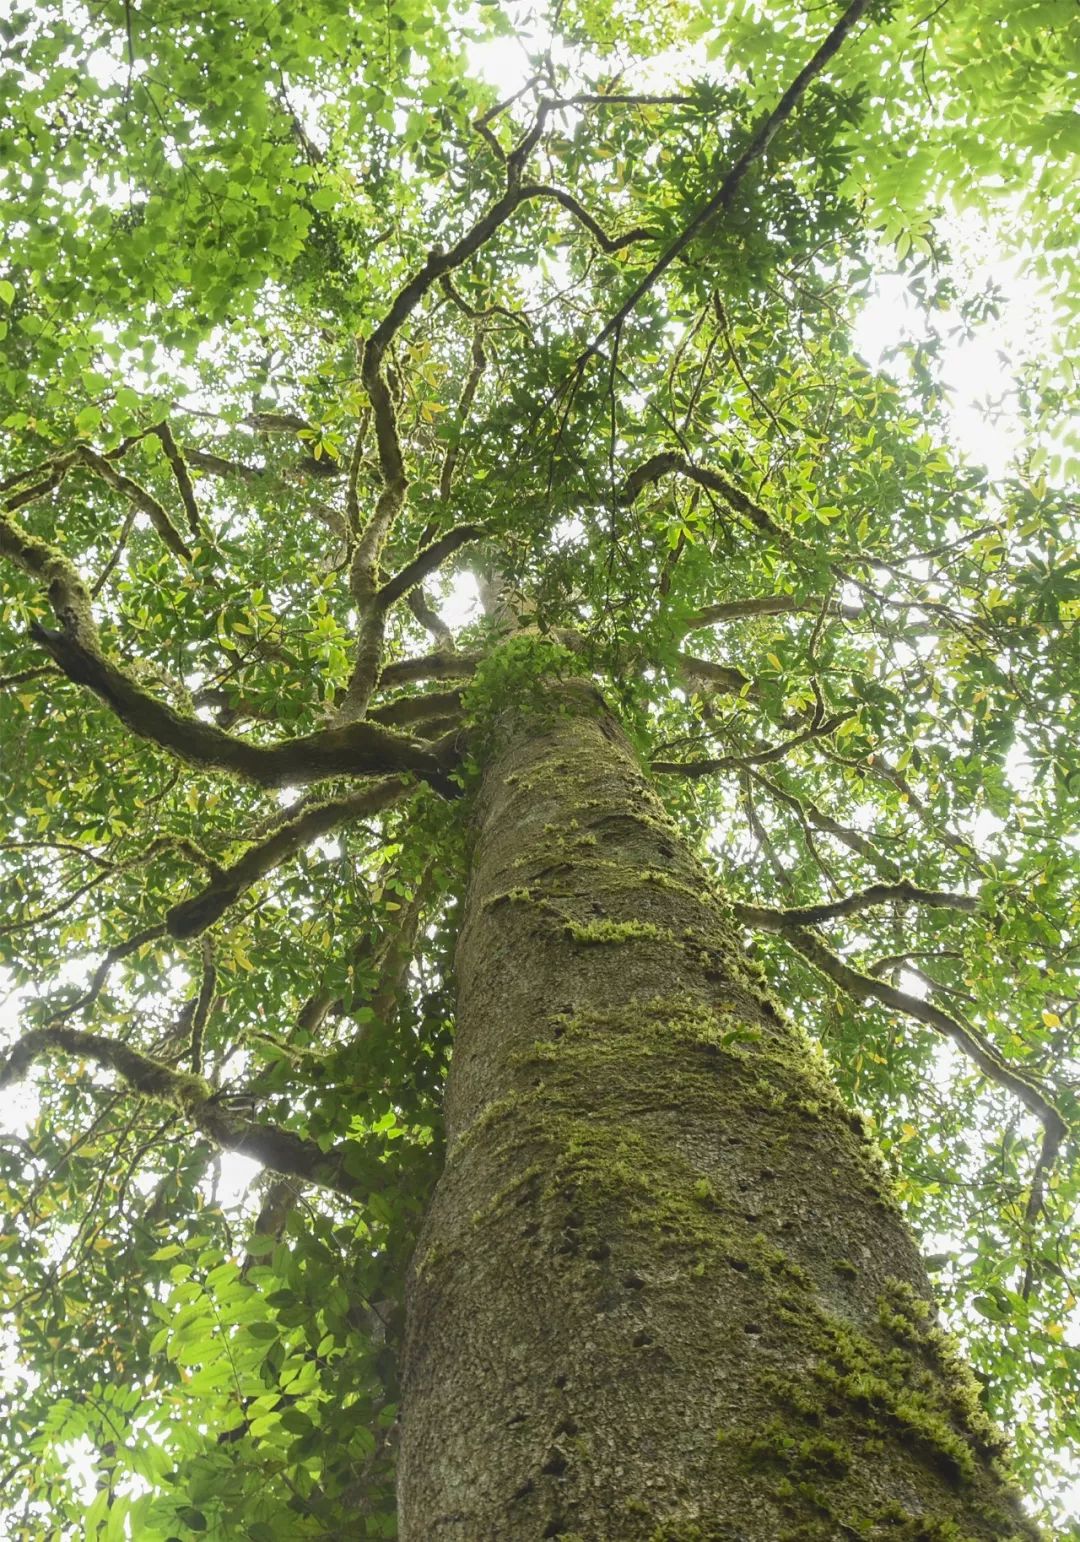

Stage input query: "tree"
[{"left": 0, "top": 0, "right": 1077, "bottom": 1535}]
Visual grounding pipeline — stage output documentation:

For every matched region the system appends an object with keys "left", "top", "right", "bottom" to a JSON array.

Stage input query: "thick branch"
[
  {"left": 524, "top": 183, "right": 652, "bottom": 252},
  {"left": 652, "top": 711, "right": 851, "bottom": 776},
  {"left": 1, "top": 482, "right": 448, "bottom": 784},
  {"left": 378, "top": 651, "right": 482, "bottom": 688},
  {"left": 378, "top": 525, "right": 484, "bottom": 610},
  {"left": 438, "top": 327, "right": 488, "bottom": 502},
  {"left": 244, "top": 411, "right": 313, "bottom": 434},
  {"left": 408, "top": 588, "right": 454, "bottom": 646},
  {"left": 367, "top": 689, "right": 464, "bottom": 729},
  {"left": 78, "top": 448, "right": 193, "bottom": 563},
  {"left": 618, "top": 451, "right": 785, "bottom": 540},
  {"left": 184, "top": 446, "right": 264, "bottom": 482},
  {"left": 33, "top": 620, "right": 447, "bottom": 787},
  {"left": 151, "top": 422, "right": 203, "bottom": 539},
  {"left": 340, "top": 153, "right": 652, "bottom": 710},
  {"left": 166, "top": 777, "right": 410, "bottom": 939},
  {"left": 675, "top": 654, "right": 752, "bottom": 695},
  {"left": 185, "top": 446, "right": 349, "bottom": 541},
  {"left": 735, "top": 881, "right": 978, "bottom": 930},
  {"left": 0, "top": 1025, "right": 376, "bottom": 1199},
  {"left": 368, "top": 179, "right": 651, "bottom": 373},
  {"left": 439, "top": 275, "right": 534, "bottom": 341},
  {"left": 779, "top": 926, "right": 1068, "bottom": 1149},
  {"left": 5, "top": 444, "right": 194, "bottom": 564},
  {"left": 339, "top": 339, "right": 410, "bottom": 719},
  {"left": 690, "top": 595, "right": 815, "bottom": 627},
  {"left": 188, "top": 940, "right": 216, "bottom": 1075}
]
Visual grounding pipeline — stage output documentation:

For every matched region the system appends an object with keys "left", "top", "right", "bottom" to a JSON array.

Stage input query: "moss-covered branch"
[
  {"left": 407, "top": 587, "right": 454, "bottom": 645},
  {"left": 166, "top": 777, "right": 410, "bottom": 938},
  {"left": 438, "top": 326, "right": 488, "bottom": 502},
  {"left": 735, "top": 881, "right": 978, "bottom": 930},
  {"left": 338, "top": 336, "right": 408, "bottom": 719},
  {"left": 0, "top": 1024, "right": 376, "bottom": 1199},
  {"left": 3, "top": 487, "right": 451, "bottom": 784},
  {"left": 379, "top": 650, "right": 483, "bottom": 687},
  {"left": 367, "top": 689, "right": 464, "bottom": 730},
  {"left": 182, "top": 446, "right": 350, "bottom": 540},
  {"left": 674, "top": 653, "right": 752, "bottom": 695},
  {"left": 76, "top": 447, "right": 193, "bottom": 563},
  {"left": 336, "top": 145, "right": 648, "bottom": 716},
  {"left": 33, "top": 617, "right": 448, "bottom": 785},
  {"left": 378, "top": 524, "right": 484, "bottom": 609},
  {"left": 188, "top": 939, "right": 216, "bottom": 1075}
]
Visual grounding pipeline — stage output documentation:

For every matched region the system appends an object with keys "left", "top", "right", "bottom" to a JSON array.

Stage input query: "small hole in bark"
[
  {"left": 512, "top": 1479, "right": 534, "bottom": 1501},
  {"left": 563, "top": 1211, "right": 583, "bottom": 1231},
  {"left": 541, "top": 1448, "right": 568, "bottom": 1477},
  {"left": 542, "top": 1521, "right": 564, "bottom": 1538},
  {"left": 507, "top": 1412, "right": 527, "bottom": 1427},
  {"left": 553, "top": 1373, "right": 568, "bottom": 1389},
  {"left": 522, "top": 1222, "right": 540, "bottom": 1238},
  {"left": 632, "top": 1330, "right": 653, "bottom": 1348},
  {"left": 760, "top": 1167, "right": 776, "bottom": 1180},
  {"left": 555, "top": 1417, "right": 579, "bottom": 1437},
  {"left": 623, "top": 1273, "right": 645, "bottom": 1290},
  {"left": 554, "top": 1239, "right": 579, "bottom": 1256},
  {"left": 744, "top": 1322, "right": 763, "bottom": 1336},
  {"left": 744, "top": 1212, "right": 760, "bottom": 1223},
  {"left": 727, "top": 1257, "right": 749, "bottom": 1273},
  {"left": 587, "top": 1242, "right": 610, "bottom": 1261}
]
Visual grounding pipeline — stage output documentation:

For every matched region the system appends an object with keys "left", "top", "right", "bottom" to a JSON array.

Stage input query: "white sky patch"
[
  {"left": 216, "top": 1149, "right": 266, "bottom": 1206},
  {"left": 440, "top": 567, "right": 482, "bottom": 628},
  {"left": 853, "top": 210, "right": 1064, "bottom": 479}
]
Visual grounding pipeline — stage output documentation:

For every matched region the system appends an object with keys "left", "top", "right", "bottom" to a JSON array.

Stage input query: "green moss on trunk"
[{"left": 399, "top": 679, "right": 1040, "bottom": 1542}]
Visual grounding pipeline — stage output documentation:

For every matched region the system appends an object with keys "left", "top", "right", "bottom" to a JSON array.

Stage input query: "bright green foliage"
[{"left": 0, "top": 0, "right": 1077, "bottom": 1537}]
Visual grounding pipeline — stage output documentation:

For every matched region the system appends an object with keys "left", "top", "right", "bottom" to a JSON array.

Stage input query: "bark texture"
[{"left": 399, "top": 681, "right": 1039, "bottom": 1541}]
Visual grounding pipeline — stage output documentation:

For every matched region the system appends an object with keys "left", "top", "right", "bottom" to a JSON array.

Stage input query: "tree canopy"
[{"left": 0, "top": 0, "right": 1078, "bottom": 1536}]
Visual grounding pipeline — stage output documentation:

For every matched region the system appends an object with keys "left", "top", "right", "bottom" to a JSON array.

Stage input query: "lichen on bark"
[{"left": 398, "top": 677, "right": 1041, "bottom": 1541}]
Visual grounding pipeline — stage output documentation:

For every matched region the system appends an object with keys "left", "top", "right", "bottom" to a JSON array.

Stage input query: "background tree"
[{"left": 0, "top": 0, "right": 1078, "bottom": 1536}]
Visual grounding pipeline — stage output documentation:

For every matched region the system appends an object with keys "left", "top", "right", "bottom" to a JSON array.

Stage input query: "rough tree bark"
[{"left": 399, "top": 681, "right": 1038, "bottom": 1541}]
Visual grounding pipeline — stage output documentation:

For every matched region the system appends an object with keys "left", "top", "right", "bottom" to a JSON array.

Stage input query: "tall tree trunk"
[{"left": 399, "top": 682, "right": 1037, "bottom": 1541}]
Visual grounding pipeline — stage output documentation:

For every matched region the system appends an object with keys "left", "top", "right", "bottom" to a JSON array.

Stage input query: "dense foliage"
[{"left": 1, "top": 0, "right": 1077, "bottom": 1535}]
